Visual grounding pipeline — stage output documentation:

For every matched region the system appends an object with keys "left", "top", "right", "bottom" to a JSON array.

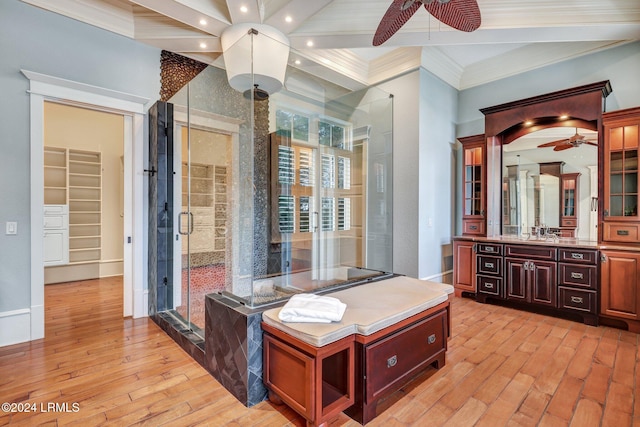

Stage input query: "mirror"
[{"left": 502, "top": 127, "right": 598, "bottom": 240}]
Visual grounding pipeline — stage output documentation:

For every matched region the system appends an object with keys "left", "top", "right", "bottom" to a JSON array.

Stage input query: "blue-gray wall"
[
  {"left": 457, "top": 41, "right": 640, "bottom": 137},
  {"left": 0, "top": 0, "right": 160, "bottom": 314}
]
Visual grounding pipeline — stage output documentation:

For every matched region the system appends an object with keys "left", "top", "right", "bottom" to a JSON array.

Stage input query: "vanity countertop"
[
  {"left": 455, "top": 235, "right": 640, "bottom": 252},
  {"left": 454, "top": 235, "right": 599, "bottom": 250}
]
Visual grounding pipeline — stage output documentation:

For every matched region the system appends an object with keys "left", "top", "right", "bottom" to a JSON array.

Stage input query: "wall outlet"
[{"left": 6, "top": 222, "right": 17, "bottom": 235}]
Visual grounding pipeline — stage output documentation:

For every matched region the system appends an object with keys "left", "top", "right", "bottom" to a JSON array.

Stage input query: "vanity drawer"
[
  {"left": 561, "top": 218, "right": 577, "bottom": 227},
  {"left": 463, "top": 219, "right": 485, "bottom": 235},
  {"left": 477, "top": 243, "right": 502, "bottom": 255},
  {"left": 477, "top": 255, "right": 501, "bottom": 275},
  {"left": 558, "top": 248, "right": 598, "bottom": 265},
  {"left": 603, "top": 223, "right": 640, "bottom": 243},
  {"left": 365, "top": 310, "right": 446, "bottom": 402},
  {"left": 477, "top": 275, "right": 502, "bottom": 297},
  {"left": 505, "top": 245, "right": 557, "bottom": 261},
  {"left": 558, "top": 287, "right": 597, "bottom": 314},
  {"left": 559, "top": 263, "right": 597, "bottom": 289}
]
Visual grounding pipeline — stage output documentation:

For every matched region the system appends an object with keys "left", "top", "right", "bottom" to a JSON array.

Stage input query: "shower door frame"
[{"left": 171, "top": 106, "right": 241, "bottom": 333}]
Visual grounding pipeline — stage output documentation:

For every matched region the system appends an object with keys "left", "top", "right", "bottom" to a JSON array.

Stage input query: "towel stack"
[{"left": 278, "top": 293, "right": 347, "bottom": 323}]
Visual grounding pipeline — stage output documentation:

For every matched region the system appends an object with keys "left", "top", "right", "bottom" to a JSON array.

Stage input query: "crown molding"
[
  {"left": 460, "top": 40, "right": 631, "bottom": 90},
  {"left": 368, "top": 47, "right": 423, "bottom": 85},
  {"left": 419, "top": 47, "right": 465, "bottom": 89}
]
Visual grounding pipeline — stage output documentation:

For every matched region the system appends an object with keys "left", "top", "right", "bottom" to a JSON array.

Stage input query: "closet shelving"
[
  {"left": 67, "top": 149, "right": 102, "bottom": 264},
  {"left": 44, "top": 147, "right": 67, "bottom": 204}
]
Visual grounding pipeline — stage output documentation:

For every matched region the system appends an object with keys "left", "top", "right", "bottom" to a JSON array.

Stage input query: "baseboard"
[
  {"left": 0, "top": 308, "right": 32, "bottom": 347},
  {"left": 100, "top": 259, "right": 124, "bottom": 278}
]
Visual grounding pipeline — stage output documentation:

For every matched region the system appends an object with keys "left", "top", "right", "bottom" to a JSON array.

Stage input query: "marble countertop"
[
  {"left": 454, "top": 235, "right": 599, "bottom": 249},
  {"left": 454, "top": 235, "right": 640, "bottom": 252}
]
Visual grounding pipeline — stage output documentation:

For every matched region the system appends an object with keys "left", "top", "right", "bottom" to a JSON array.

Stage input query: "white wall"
[
  {"left": 379, "top": 68, "right": 458, "bottom": 279},
  {"left": 379, "top": 72, "right": 421, "bottom": 277},
  {"left": 0, "top": 0, "right": 160, "bottom": 345}
]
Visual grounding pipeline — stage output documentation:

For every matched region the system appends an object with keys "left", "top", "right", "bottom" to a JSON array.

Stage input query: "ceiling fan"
[
  {"left": 537, "top": 129, "right": 598, "bottom": 151},
  {"left": 373, "top": 0, "right": 481, "bottom": 46}
]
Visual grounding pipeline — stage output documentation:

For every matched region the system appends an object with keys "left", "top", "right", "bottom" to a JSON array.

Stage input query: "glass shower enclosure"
[{"left": 149, "top": 29, "right": 394, "bottom": 340}]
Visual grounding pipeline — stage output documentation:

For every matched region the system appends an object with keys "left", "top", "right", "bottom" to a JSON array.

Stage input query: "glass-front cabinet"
[
  {"left": 460, "top": 134, "right": 486, "bottom": 235},
  {"left": 560, "top": 172, "right": 580, "bottom": 233},
  {"left": 602, "top": 107, "right": 640, "bottom": 243}
]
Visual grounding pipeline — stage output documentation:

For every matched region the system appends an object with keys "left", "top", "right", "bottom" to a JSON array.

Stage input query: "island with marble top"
[{"left": 260, "top": 276, "right": 453, "bottom": 426}]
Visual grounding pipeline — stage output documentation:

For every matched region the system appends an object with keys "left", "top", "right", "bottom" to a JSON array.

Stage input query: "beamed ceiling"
[{"left": 21, "top": 0, "right": 640, "bottom": 90}]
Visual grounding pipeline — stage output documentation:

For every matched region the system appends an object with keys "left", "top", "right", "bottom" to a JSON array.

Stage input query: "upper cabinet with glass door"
[
  {"left": 460, "top": 134, "right": 486, "bottom": 236},
  {"left": 602, "top": 107, "right": 640, "bottom": 244}
]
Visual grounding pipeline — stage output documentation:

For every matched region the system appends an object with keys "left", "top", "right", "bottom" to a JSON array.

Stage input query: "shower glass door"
[{"left": 176, "top": 125, "right": 231, "bottom": 335}]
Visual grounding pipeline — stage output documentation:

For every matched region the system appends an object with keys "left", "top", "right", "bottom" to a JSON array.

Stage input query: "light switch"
[{"left": 6, "top": 222, "right": 17, "bottom": 235}]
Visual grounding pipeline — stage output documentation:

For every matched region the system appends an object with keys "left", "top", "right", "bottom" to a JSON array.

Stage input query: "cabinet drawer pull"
[
  {"left": 485, "top": 262, "right": 495, "bottom": 269},
  {"left": 571, "top": 253, "right": 584, "bottom": 260},
  {"left": 469, "top": 225, "right": 478, "bottom": 230},
  {"left": 485, "top": 247, "right": 494, "bottom": 252},
  {"left": 427, "top": 334, "right": 437, "bottom": 344},
  {"left": 570, "top": 272, "right": 584, "bottom": 279},
  {"left": 570, "top": 296, "right": 584, "bottom": 304},
  {"left": 484, "top": 282, "right": 494, "bottom": 289},
  {"left": 617, "top": 230, "right": 630, "bottom": 236},
  {"left": 387, "top": 355, "right": 397, "bottom": 368}
]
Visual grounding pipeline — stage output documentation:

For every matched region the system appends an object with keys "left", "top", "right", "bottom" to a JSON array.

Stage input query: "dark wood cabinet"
[
  {"left": 600, "top": 249, "right": 640, "bottom": 331},
  {"left": 505, "top": 257, "right": 556, "bottom": 307},
  {"left": 460, "top": 135, "right": 486, "bottom": 236},
  {"left": 474, "top": 242, "right": 598, "bottom": 325},
  {"left": 453, "top": 239, "right": 476, "bottom": 296}
]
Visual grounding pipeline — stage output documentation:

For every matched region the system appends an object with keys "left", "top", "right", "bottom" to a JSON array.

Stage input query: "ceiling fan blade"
[
  {"left": 373, "top": 0, "right": 422, "bottom": 46},
  {"left": 554, "top": 144, "right": 574, "bottom": 152},
  {"left": 584, "top": 141, "right": 599, "bottom": 146},
  {"left": 538, "top": 139, "right": 567, "bottom": 148},
  {"left": 424, "top": 0, "right": 481, "bottom": 32}
]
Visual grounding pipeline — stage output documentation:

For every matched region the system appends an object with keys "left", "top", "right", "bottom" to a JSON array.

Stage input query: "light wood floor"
[{"left": 0, "top": 277, "right": 638, "bottom": 426}]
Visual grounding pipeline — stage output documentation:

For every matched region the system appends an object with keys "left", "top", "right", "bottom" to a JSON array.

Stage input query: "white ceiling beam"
[
  {"left": 225, "top": 0, "right": 262, "bottom": 24},
  {"left": 20, "top": 0, "right": 135, "bottom": 38},
  {"left": 287, "top": 23, "right": 640, "bottom": 50},
  {"left": 128, "top": 0, "right": 229, "bottom": 36},
  {"left": 264, "top": 0, "right": 333, "bottom": 35}
]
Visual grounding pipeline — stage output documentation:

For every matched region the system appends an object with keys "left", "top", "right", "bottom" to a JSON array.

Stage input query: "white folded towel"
[{"left": 278, "top": 293, "right": 347, "bottom": 323}]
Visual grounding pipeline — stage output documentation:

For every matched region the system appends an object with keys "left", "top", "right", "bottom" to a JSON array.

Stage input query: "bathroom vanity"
[{"left": 454, "top": 82, "right": 640, "bottom": 332}]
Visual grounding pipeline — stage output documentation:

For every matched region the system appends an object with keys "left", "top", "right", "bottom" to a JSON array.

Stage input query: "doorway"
[
  {"left": 25, "top": 70, "right": 148, "bottom": 341},
  {"left": 43, "top": 102, "right": 124, "bottom": 285}
]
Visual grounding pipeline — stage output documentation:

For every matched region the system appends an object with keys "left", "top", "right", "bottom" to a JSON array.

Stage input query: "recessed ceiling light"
[
  {"left": 294, "top": 59, "right": 301, "bottom": 65},
  {"left": 199, "top": 19, "right": 207, "bottom": 26},
  {"left": 559, "top": 115, "right": 569, "bottom": 119},
  {"left": 200, "top": 42, "right": 207, "bottom": 49},
  {"left": 306, "top": 40, "right": 314, "bottom": 47},
  {"left": 524, "top": 120, "right": 533, "bottom": 126},
  {"left": 285, "top": 15, "right": 292, "bottom": 23},
  {"left": 240, "top": 6, "right": 248, "bottom": 13}
]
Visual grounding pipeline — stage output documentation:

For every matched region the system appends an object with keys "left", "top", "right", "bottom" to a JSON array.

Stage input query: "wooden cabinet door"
[
  {"left": 453, "top": 240, "right": 476, "bottom": 294},
  {"left": 601, "top": 250, "right": 640, "bottom": 320},
  {"left": 602, "top": 108, "right": 640, "bottom": 223},
  {"left": 505, "top": 258, "right": 528, "bottom": 302},
  {"left": 530, "top": 260, "right": 557, "bottom": 307}
]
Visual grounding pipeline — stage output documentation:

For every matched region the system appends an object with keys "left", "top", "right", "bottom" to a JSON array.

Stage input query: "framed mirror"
[{"left": 502, "top": 127, "right": 598, "bottom": 240}]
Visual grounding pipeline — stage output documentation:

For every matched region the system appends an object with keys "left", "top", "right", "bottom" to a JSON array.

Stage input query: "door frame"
[{"left": 23, "top": 70, "right": 149, "bottom": 340}]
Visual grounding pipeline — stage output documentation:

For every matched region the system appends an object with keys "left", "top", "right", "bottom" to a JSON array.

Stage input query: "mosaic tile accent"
[{"left": 160, "top": 50, "right": 207, "bottom": 102}]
